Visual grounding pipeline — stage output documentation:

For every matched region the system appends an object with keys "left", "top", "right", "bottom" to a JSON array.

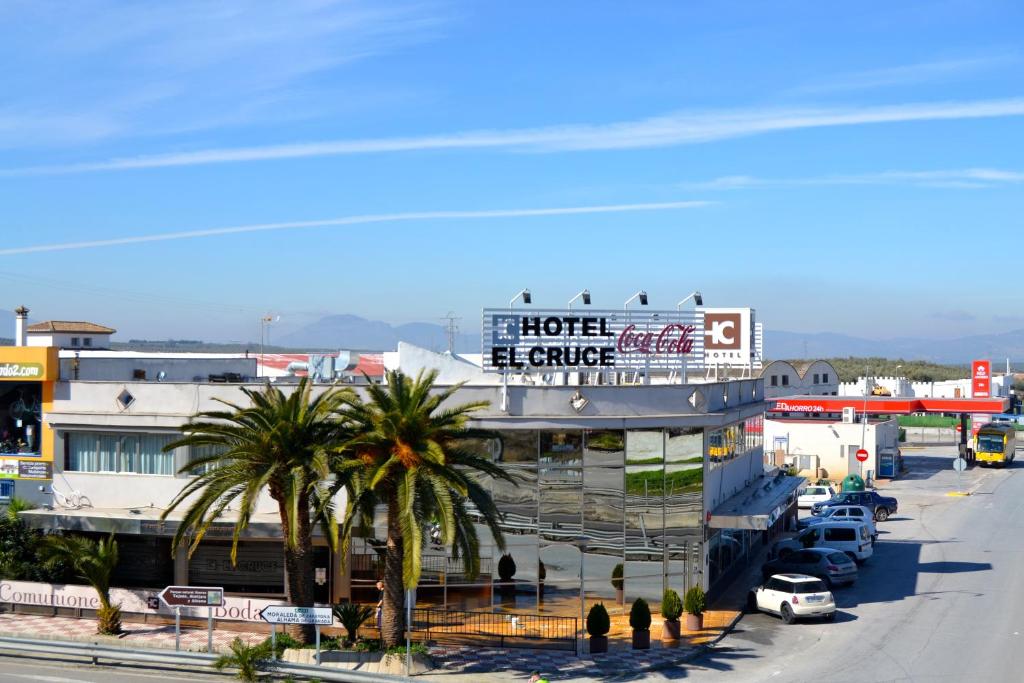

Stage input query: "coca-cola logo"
[{"left": 617, "top": 324, "right": 695, "bottom": 356}]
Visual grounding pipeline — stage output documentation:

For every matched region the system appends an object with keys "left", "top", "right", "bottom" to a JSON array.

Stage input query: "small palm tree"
[
  {"left": 162, "top": 378, "right": 354, "bottom": 643},
  {"left": 336, "top": 369, "right": 514, "bottom": 649},
  {"left": 40, "top": 534, "right": 121, "bottom": 634},
  {"left": 333, "top": 602, "right": 374, "bottom": 642},
  {"left": 214, "top": 637, "right": 272, "bottom": 682}
]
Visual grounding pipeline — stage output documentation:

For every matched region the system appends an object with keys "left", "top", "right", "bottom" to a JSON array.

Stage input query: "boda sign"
[{"left": 0, "top": 579, "right": 278, "bottom": 622}]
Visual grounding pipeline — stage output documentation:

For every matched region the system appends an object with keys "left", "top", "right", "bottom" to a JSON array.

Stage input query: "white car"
[
  {"left": 749, "top": 573, "right": 836, "bottom": 624},
  {"left": 798, "top": 484, "right": 836, "bottom": 509},
  {"left": 800, "top": 505, "right": 878, "bottom": 543}
]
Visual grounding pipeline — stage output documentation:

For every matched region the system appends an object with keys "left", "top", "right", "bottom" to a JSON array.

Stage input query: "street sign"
[
  {"left": 259, "top": 605, "right": 333, "bottom": 626},
  {"left": 855, "top": 448, "right": 869, "bottom": 463},
  {"left": 952, "top": 457, "right": 968, "bottom": 472},
  {"left": 159, "top": 585, "right": 224, "bottom": 608}
]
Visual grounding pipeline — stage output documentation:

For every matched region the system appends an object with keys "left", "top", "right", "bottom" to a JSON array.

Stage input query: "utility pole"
[{"left": 442, "top": 312, "right": 460, "bottom": 353}]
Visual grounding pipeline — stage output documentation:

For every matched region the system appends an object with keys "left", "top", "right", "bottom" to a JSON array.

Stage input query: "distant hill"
[
  {"left": 276, "top": 314, "right": 481, "bottom": 353},
  {"left": 767, "top": 329, "right": 1024, "bottom": 365}
]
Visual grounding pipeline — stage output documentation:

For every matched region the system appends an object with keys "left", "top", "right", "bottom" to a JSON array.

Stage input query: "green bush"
[
  {"left": 611, "top": 563, "right": 624, "bottom": 591},
  {"left": 629, "top": 598, "right": 651, "bottom": 631},
  {"left": 214, "top": 637, "right": 272, "bottom": 682},
  {"left": 586, "top": 603, "right": 610, "bottom": 637},
  {"left": 262, "top": 631, "right": 302, "bottom": 657},
  {"left": 898, "top": 427, "right": 906, "bottom": 442},
  {"left": 333, "top": 602, "right": 374, "bottom": 642},
  {"left": 684, "top": 586, "right": 706, "bottom": 616},
  {"left": 661, "top": 589, "right": 682, "bottom": 622},
  {"left": 497, "top": 554, "right": 517, "bottom": 581}
]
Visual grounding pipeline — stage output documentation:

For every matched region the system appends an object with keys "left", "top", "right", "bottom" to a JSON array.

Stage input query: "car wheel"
[
  {"left": 746, "top": 592, "right": 758, "bottom": 613},
  {"left": 823, "top": 611, "right": 836, "bottom": 622},
  {"left": 780, "top": 603, "right": 795, "bottom": 625},
  {"left": 875, "top": 507, "right": 889, "bottom": 522}
]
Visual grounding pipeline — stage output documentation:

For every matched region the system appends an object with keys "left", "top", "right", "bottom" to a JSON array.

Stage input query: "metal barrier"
[
  {"left": 410, "top": 607, "right": 578, "bottom": 652},
  {"left": 0, "top": 635, "right": 407, "bottom": 683}
]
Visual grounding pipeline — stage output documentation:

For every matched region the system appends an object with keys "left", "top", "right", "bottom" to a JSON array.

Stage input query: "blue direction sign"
[{"left": 259, "top": 605, "right": 333, "bottom": 625}]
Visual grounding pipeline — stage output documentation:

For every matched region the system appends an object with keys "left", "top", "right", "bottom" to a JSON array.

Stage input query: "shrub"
[
  {"left": 661, "top": 589, "right": 682, "bottom": 622},
  {"left": 629, "top": 598, "right": 651, "bottom": 631},
  {"left": 586, "top": 603, "right": 610, "bottom": 637},
  {"left": 898, "top": 427, "right": 906, "bottom": 442},
  {"left": 333, "top": 602, "right": 374, "bottom": 642},
  {"left": 610, "top": 563, "right": 624, "bottom": 591},
  {"left": 263, "top": 631, "right": 303, "bottom": 657},
  {"left": 497, "top": 554, "right": 517, "bottom": 582},
  {"left": 214, "top": 637, "right": 272, "bottom": 682},
  {"left": 97, "top": 603, "right": 122, "bottom": 635},
  {"left": 684, "top": 586, "right": 706, "bottom": 616}
]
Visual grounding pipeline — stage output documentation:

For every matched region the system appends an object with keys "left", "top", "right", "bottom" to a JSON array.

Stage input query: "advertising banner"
[
  {"left": 0, "top": 459, "right": 51, "bottom": 480},
  {"left": 482, "top": 307, "right": 758, "bottom": 373},
  {"left": 0, "top": 579, "right": 277, "bottom": 622},
  {"left": 971, "top": 360, "right": 991, "bottom": 398}
]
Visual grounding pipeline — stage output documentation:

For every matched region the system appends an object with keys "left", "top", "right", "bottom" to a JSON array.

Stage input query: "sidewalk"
[{"left": 0, "top": 612, "right": 267, "bottom": 653}]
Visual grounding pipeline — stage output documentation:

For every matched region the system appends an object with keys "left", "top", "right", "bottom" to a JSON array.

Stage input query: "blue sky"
[{"left": 0, "top": 0, "right": 1022, "bottom": 343}]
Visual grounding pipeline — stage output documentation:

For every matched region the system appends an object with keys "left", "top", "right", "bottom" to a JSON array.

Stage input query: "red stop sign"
[{"left": 855, "top": 448, "right": 869, "bottom": 462}]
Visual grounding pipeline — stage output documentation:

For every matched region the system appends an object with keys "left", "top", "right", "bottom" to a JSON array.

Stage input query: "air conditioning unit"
[{"left": 842, "top": 407, "right": 856, "bottom": 424}]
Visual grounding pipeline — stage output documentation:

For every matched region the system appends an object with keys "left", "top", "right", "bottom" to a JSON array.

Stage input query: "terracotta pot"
[
  {"left": 615, "top": 588, "right": 624, "bottom": 605},
  {"left": 686, "top": 612, "right": 704, "bottom": 631},
  {"left": 590, "top": 635, "right": 608, "bottom": 654},
  {"left": 632, "top": 629, "right": 650, "bottom": 650},
  {"left": 662, "top": 619, "right": 680, "bottom": 640}
]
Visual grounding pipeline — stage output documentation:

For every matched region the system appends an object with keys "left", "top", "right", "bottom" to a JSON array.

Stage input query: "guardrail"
[{"left": 0, "top": 635, "right": 407, "bottom": 682}]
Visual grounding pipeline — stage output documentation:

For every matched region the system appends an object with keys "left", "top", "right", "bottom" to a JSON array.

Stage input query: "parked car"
[
  {"left": 748, "top": 573, "right": 836, "bottom": 624},
  {"left": 797, "top": 484, "right": 837, "bottom": 509},
  {"left": 812, "top": 490, "right": 899, "bottom": 521},
  {"left": 799, "top": 505, "right": 878, "bottom": 543},
  {"left": 772, "top": 520, "right": 873, "bottom": 564},
  {"left": 761, "top": 548, "right": 858, "bottom": 588}
]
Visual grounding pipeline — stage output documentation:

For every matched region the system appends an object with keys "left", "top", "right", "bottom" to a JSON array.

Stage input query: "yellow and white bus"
[{"left": 975, "top": 423, "right": 1017, "bottom": 467}]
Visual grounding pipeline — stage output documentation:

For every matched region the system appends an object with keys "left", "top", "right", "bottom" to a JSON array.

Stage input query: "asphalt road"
[
  {"left": 0, "top": 652, "right": 223, "bottom": 682},
  {"left": 642, "top": 446, "right": 1024, "bottom": 683}
]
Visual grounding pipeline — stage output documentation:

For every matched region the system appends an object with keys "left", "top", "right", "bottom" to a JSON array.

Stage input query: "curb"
[{"left": 604, "top": 612, "right": 744, "bottom": 679}]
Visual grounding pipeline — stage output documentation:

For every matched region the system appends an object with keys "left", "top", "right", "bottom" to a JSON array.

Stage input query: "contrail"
[
  {"left": 0, "top": 201, "right": 712, "bottom": 256},
  {"left": 5, "top": 97, "right": 1024, "bottom": 175}
]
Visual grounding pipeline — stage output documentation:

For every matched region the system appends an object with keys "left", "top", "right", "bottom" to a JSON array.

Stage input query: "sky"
[{"left": 0, "top": 0, "right": 1022, "bottom": 343}]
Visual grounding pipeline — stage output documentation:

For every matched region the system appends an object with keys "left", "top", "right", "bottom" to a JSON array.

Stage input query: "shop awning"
[{"left": 708, "top": 472, "right": 804, "bottom": 531}]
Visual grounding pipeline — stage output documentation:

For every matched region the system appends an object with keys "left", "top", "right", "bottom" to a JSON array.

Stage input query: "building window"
[
  {"left": 65, "top": 432, "right": 176, "bottom": 475},
  {"left": 813, "top": 373, "right": 819, "bottom": 384},
  {"left": 0, "top": 480, "right": 12, "bottom": 500},
  {"left": 822, "top": 373, "right": 829, "bottom": 383},
  {"left": 83, "top": 337, "right": 92, "bottom": 347},
  {"left": 782, "top": 375, "right": 789, "bottom": 387},
  {"left": 188, "top": 443, "right": 225, "bottom": 474},
  {"left": 770, "top": 375, "right": 778, "bottom": 387},
  {"left": 71, "top": 337, "right": 80, "bottom": 347}
]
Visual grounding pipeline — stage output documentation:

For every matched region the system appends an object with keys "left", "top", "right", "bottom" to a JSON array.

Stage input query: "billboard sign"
[
  {"left": 971, "top": 360, "right": 991, "bottom": 398},
  {"left": 482, "top": 307, "right": 757, "bottom": 373}
]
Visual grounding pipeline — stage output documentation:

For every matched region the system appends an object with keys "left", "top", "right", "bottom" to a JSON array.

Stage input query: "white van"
[{"left": 772, "top": 520, "right": 873, "bottom": 564}]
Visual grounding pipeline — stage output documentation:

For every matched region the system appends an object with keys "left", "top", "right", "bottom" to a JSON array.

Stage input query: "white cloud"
[
  {"left": 678, "top": 168, "right": 1024, "bottom": 191},
  {"left": 6, "top": 96, "right": 1024, "bottom": 175},
  {"left": 791, "top": 55, "right": 1018, "bottom": 94},
  {"left": 0, "top": 201, "right": 712, "bottom": 256}
]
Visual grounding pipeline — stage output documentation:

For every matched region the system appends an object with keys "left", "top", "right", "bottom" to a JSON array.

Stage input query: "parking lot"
[{"left": 635, "top": 446, "right": 1024, "bottom": 682}]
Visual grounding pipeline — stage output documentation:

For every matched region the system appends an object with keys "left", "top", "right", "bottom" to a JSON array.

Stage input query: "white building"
[
  {"left": 764, "top": 415, "right": 899, "bottom": 483},
  {"left": 27, "top": 321, "right": 115, "bottom": 350},
  {"left": 759, "top": 360, "right": 839, "bottom": 398},
  {"left": 839, "top": 375, "right": 1012, "bottom": 399}
]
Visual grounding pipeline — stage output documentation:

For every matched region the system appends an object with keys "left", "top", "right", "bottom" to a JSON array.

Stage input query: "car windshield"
[
  {"left": 804, "top": 487, "right": 826, "bottom": 496},
  {"left": 827, "top": 552, "right": 851, "bottom": 564},
  {"left": 799, "top": 579, "right": 828, "bottom": 593}
]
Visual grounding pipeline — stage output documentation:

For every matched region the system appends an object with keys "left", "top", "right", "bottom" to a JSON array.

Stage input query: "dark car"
[
  {"left": 761, "top": 548, "right": 858, "bottom": 588},
  {"left": 812, "top": 490, "right": 898, "bottom": 521}
]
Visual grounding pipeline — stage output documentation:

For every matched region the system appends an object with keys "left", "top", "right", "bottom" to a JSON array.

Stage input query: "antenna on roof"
[{"left": 442, "top": 312, "right": 461, "bottom": 354}]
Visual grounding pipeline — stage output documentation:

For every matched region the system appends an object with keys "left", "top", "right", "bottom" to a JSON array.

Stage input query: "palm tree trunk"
[
  {"left": 381, "top": 493, "right": 405, "bottom": 649},
  {"left": 281, "top": 502, "right": 317, "bottom": 643}
]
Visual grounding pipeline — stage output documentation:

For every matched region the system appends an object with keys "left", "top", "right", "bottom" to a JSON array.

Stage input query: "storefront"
[{"left": 0, "top": 346, "right": 58, "bottom": 503}]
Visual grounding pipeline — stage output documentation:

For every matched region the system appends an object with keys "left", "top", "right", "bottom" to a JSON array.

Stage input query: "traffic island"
[{"left": 282, "top": 647, "right": 435, "bottom": 674}]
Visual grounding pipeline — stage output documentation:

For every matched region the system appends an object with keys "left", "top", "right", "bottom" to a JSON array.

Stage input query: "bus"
[{"left": 975, "top": 423, "right": 1017, "bottom": 467}]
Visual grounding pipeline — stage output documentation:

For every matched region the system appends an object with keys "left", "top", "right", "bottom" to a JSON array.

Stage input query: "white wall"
[
  {"left": 762, "top": 361, "right": 838, "bottom": 398},
  {"left": 840, "top": 375, "right": 1011, "bottom": 399},
  {"left": 28, "top": 332, "right": 112, "bottom": 349},
  {"left": 764, "top": 417, "right": 897, "bottom": 481}
]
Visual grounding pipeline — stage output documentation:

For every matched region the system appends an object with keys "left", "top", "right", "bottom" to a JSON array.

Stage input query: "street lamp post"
[
  {"left": 676, "top": 291, "right": 703, "bottom": 384},
  {"left": 502, "top": 289, "right": 531, "bottom": 411},
  {"left": 566, "top": 290, "right": 591, "bottom": 385}
]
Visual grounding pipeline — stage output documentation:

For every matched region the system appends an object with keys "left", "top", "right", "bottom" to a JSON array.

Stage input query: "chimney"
[{"left": 14, "top": 306, "right": 28, "bottom": 346}]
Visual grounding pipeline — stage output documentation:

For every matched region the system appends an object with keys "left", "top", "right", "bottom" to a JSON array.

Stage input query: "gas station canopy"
[{"left": 769, "top": 395, "right": 1011, "bottom": 416}]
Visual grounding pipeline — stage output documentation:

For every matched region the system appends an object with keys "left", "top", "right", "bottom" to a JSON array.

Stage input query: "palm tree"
[
  {"left": 336, "top": 369, "right": 514, "bottom": 649},
  {"left": 40, "top": 534, "right": 121, "bottom": 634},
  {"left": 162, "top": 378, "right": 354, "bottom": 643},
  {"left": 214, "top": 637, "right": 272, "bottom": 682}
]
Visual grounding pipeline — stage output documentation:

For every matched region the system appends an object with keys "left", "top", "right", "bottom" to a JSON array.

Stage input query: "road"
[
  {"left": 640, "top": 447, "right": 1024, "bottom": 682},
  {"left": 0, "top": 652, "right": 223, "bottom": 682}
]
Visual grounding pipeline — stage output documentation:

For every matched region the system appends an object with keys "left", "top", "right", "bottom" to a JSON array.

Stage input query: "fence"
[{"left": 410, "top": 607, "right": 578, "bottom": 652}]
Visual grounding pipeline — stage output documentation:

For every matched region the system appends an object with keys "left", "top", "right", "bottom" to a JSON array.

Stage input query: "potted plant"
[
  {"left": 684, "top": 585, "right": 706, "bottom": 631},
  {"left": 661, "top": 589, "right": 682, "bottom": 640},
  {"left": 497, "top": 553, "right": 517, "bottom": 603},
  {"left": 611, "top": 563, "right": 624, "bottom": 605},
  {"left": 629, "top": 598, "right": 651, "bottom": 650},
  {"left": 586, "top": 603, "right": 610, "bottom": 654}
]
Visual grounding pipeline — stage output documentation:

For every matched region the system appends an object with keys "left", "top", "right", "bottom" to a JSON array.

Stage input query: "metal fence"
[{"left": 410, "top": 607, "right": 578, "bottom": 652}]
